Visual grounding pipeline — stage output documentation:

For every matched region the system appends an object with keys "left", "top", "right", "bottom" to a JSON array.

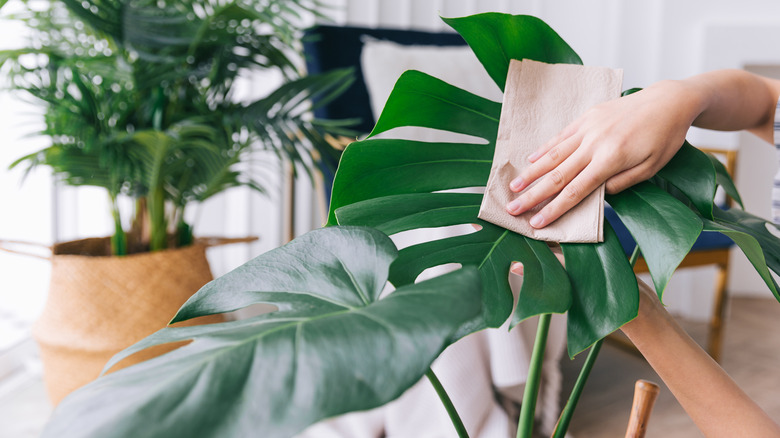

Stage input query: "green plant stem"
[
  {"left": 516, "top": 313, "right": 552, "bottom": 438},
  {"left": 109, "top": 194, "right": 127, "bottom": 256},
  {"left": 551, "top": 245, "right": 642, "bottom": 438},
  {"left": 148, "top": 188, "right": 167, "bottom": 251},
  {"left": 426, "top": 368, "right": 469, "bottom": 438},
  {"left": 551, "top": 339, "right": 602, "bottom": 438}
]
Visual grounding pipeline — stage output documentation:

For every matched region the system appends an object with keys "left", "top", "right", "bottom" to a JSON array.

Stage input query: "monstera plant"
[{"left": 40, "top": 12, "right": 780, "bottom": 438}]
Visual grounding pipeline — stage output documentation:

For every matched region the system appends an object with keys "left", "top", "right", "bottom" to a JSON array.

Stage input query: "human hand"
[{"left": 505, "top": 82, "right": 698, "bottom": 228}]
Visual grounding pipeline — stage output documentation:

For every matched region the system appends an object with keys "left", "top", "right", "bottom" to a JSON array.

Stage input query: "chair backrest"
[{"left": 302, "top": 25, "right": 466, "bottom": 134}]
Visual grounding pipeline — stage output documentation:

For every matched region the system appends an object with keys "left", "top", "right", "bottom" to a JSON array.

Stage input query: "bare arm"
[
  {"left": 521, "top": 250, "right": 780, "bottom": 436},
  {"left": 506, "top": 69, "right": 780, "bottom": 228},
  {"left": 621, "top": 280, "right": 780, "bottom": 438}
]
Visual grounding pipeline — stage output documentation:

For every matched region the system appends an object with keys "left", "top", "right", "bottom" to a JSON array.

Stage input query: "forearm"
[
  {"left": 507, "top": 68, "right": 780, "bottom": 228},
  {"left": 663, "top": 69, "right": 780, "bottom": 143},
  {"left": 621, "top": 300, "right": 780, "bottom": 437}
]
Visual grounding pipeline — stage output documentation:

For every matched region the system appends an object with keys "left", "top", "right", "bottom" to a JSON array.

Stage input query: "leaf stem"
[
  {"left": 109, "top": 193, "right": 126, "bottom": 256},
  {"left": 426, "top": 368, "right": 469, "bottom": 438},
  {"left": 516, "top": 313, "right": 552, "bottom": 438},
  {"left": 551, "top": 245, "right": 641, "bottom": 437},
  {"left": 551, "top": 339, "right": 603, "bottom": 438},
  {"left": 628, "top": 245, "right": 640, "bottom": 268}
]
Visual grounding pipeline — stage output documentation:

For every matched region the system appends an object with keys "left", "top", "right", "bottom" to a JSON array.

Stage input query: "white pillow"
[{"left": 360, "top": 38, "right": 503, "bottom": 143}]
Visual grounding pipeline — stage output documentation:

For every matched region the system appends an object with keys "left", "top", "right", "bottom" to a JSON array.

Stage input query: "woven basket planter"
[{"left": 31, "top": 237, "right": 226, "bottom": 405}]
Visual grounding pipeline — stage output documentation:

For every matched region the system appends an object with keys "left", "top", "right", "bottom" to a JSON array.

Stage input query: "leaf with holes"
[
  {"left": 42, "top": 227, "right": 483, "bottom": 438},
  {"left": 329, "top": 13, "right": 582, "bottom": 334}
]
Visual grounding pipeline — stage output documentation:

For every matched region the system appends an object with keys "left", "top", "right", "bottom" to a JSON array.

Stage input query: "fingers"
[
  {"left": 510, "top": 132, "right": 582, "bottom": 192},
  {"left": 605, "top": 163, "right": 658, "bottom": 194},
  {"left": 506, "top": 146, "right": 590, "bottom": 217},
  {"left": 526, "top": 163, "right": 612, "bottom": 228},
  {"left": 528, "top": 121, "right": 581, "bottom": 163}
]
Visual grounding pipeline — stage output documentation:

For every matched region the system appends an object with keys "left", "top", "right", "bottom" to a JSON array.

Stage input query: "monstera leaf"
[
  {"left": 704, "top": 207, "right": 780, "bottom": 301},
  {"left": 607, "top": 182, "right": 703, "bottom": 298},
  {"left": 328, "top": 13, "right": 710, "bottom": 355},
  {"left": 42, "top": 227, "right": 483, "bottom": 438}
]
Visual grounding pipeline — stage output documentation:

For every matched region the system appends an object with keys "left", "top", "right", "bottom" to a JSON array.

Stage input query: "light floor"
[
  {"left": 1, "top": 297, "right": 779, "bottom": 438},
  {"left": 563, "top": 297, "right": 780, "bottom": 437}
]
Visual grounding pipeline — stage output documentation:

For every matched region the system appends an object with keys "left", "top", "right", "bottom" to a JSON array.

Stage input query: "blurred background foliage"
[{"left": 0, "top": 0, "right": 354, "bottom": 254}]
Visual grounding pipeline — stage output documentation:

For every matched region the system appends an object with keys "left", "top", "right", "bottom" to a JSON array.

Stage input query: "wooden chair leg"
[
  {"left": 625, "top": 379, "right": 660, "bottom": 438},
  {"left": 707, "top": 264, "right": 729, "bottom": 362}
]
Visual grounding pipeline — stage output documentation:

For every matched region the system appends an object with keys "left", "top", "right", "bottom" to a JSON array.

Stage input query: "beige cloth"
[{"left": 479, "top": 59, "right": 623, "bottom": 243}]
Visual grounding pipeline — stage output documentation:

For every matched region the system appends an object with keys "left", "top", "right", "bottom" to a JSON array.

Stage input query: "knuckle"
[
  {"left": 638, "top": 166, "right": 657, "bottom": 181},
  {"left": 562, "top": 181, "right": 583, "bottom": 201},
  {"left": 547, "top": 146, "right": 561, "bottom": 162},
  {"left": 547, "top": 168, "right": 565, "bottom": 186}
]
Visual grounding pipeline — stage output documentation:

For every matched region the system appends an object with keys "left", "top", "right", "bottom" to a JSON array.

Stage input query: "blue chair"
[{"left": 607, "top": 147, "right": 738, "bottom": 362}]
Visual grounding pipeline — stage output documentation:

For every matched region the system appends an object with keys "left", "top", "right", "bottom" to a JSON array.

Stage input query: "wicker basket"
[{"left": 29, "top": 237, "right": 227, "bottom": 405}]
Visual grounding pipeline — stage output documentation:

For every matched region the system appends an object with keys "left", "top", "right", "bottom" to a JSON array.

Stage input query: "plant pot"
[{"left": 32, "top": 237, "right": 224, "bottom": 405}]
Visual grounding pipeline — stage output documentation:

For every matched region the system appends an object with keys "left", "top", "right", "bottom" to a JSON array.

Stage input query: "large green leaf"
[
  {"left": 42, "top": 227, "right": 483, "bottom": 438},
  {"left": 707, "top": 152, "right": 744, "bottom": 208},
  {"left": 334, "top": 192, "right": 571, "bottom": 330},
  {"left": 327, "top": 13, "right": 633, "bottom": 347},
  {"left": 704, "top": 207, "right": 780, "bottom": 301},
  {"left": 368, "top": 70, "right": 502, "bottom": 139},
  {"left": 655, "top": 142, "right": 717, "bottom": 219},
  {"left": 607, "top": 182, "right": 703, "bottom": 297},
  {"left": 329, "top": 138, "right": 495, "bottom": 226},
  {"left": 328, "top": 43, "right": 576, "bottom": 332},
  {"left": 443, "top": 13, "right": 582, "bottom": 92},
  {"left": 561, "top": 223, "right": 639, "bottom": 357}
]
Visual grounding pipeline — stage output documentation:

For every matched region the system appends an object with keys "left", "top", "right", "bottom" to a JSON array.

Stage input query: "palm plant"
[{"left": 0, "top": 0, "right": 353, "bottom": 254}]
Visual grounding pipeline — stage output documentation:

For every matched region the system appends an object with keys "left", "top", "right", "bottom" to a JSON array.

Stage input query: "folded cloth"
[{"left": 478, "top": 59, "right": 623, "bottom": 243}]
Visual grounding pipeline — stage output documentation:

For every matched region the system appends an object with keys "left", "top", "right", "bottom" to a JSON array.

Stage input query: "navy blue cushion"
[
  {"left": 303, "top": 25, "right": 466, "bottom": 135},
  {"left": 605, "top": 205, "right": 735, "bottom": 257},
  {"left": 303, "top": 25, "right": 467, "bottom": 200}
]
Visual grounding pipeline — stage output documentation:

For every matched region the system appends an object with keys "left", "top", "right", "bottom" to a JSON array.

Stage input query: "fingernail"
[
  {"left": 506, "top": 199, "right": 523, "bottom": 215},
  {"left": 509, "top": 177, "right": 523, "bottom": 191},
  {"left": 529, "top": 214, "right": 544, "bottom": 228},
  {"left": 528, "top": 151, "right": 541, "bottom": 162}
]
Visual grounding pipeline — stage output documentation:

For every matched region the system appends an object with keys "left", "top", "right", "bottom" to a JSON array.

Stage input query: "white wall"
[{"left": 0, "top": 3, "right": 53, "bottom": 351}]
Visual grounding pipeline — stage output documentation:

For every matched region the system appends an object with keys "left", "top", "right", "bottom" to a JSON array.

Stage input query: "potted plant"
[
  {"left": 0, "top": 0, "right": 352, "bottom": 404},
  {"left": 35, "top": 12, "right": 780, "bottom": 438}
]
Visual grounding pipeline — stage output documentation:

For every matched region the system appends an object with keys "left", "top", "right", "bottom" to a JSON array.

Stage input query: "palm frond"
[{"left": 6, "top": 0, "right": 355, "bottom": 252}]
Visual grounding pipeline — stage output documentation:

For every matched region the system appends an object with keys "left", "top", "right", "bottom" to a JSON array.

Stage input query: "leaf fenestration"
[{"left": 43, "top": 227, "right": 483, "bottom": 438}]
